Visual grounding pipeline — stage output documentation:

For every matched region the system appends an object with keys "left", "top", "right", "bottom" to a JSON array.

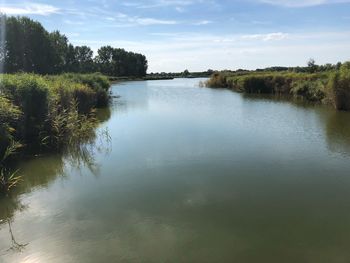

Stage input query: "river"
[{"left": 1, "top": 78, "right": 350, "bottom": 262}]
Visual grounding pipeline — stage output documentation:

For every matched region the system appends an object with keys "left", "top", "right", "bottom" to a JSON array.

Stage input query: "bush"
[
  {"left": 330, "top": 62, "right": 350, "bottom": 110},
  {"left": 205, "top": 72, "right": 227, "bottom": 88},
  {"left": 0, "top": 74, "right": 49, "bottom": 141},
  {"left": 60, "top": 73, "right": 110, "bottom": 106},
  {"left": 206, "top": 70, "right": 332, "bottom": 103},
  {"left": 242, "top": 76, "right": 272, "bottom": 93},
  {"left": 0, "top": 97, "right": 22, "bottom": 157},
  {"left": 0, "top": 73, "right": 111, "bottom": 153},
  {"left": 291, "top": 80, "right": 326, "bottom": 102}
]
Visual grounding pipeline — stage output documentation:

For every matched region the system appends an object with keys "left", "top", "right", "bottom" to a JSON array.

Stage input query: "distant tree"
[
  {"left": 307, "top": 58, "right": 318, "bottom": 73},
  {"left": 336, "top": 62, "right": 342, "bottom": 70},
  {"left": 74, "top": 46, "right": 94, "bottom": 73},
  {"left": 183, "top": 69, "right": 190, "bottom": 77},
  {"left": 48, "top": 31, "right": 68, "bottom": 73},
  {"left": 1, "top": 15, "right": 148, "bottom": 77},
  {"left": 95, "top": 46, "right": 114, "bottom": 75},
  {"left": 65, "top": 44, "right": 78, "bottom": 72}
]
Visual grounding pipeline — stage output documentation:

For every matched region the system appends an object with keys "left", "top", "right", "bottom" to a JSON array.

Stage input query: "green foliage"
[
  {"left": 0, "top": 97, "right": 22, "bottom": 158},
  {"left": 58, "top": 73, "right": 110, "bottom": 107},
  {"left": 330, "top": 62, "right": 350, "bottom": 110},
  {"left": 0, "top": 141, "right": 23, "bottom": 194},
  {"left": 95, "top": 46, "right": 148, "bottom": 77},
  {"left": 205, "top": 72, "right": 229, "bottom": 88},
  {"left": 206, "top": 66, "right": 345, "bottom": 105},
  {"left": 0, "top": 15, "right": 148, "bottom": 77},
  {"left": 0, "top": 73, "right": 110, "bottom": 153},
  {"left": 42, "top": 100, "right": 97, "bottom": 149},
  {"left": 1, "top": 74, "right": 49, "bottom": 141},
  {"left": 291, "top": 80, "right": 326, "bottom": 102}
]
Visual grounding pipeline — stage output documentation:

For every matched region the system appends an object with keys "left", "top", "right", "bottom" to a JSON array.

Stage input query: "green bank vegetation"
[
  {"left": 206, "top": 61, "right": 350, "bottom": 111},
  {"left": 0, "top": 73, "right": 110, "bottom": 193}
]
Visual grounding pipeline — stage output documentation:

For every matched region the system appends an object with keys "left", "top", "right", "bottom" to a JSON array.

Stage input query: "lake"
[{"left": 1, "top": 78, "right": 350, "bottom": 262}]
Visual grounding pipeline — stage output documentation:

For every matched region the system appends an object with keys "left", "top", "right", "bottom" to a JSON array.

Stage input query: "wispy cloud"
[
  {"left": 241, "top": 32, "right": 289, "bottom": 41},
  {"left": 63, "top": 19, "right": 85, "bottom": 26},
  {"left": 135, "top": 18, "right": 178, "bottom": 25},
  {"left": 70, "top": 31, "right": 350, "bottom": 72},
  {"left": 0, "top": 3, "right": 60, "bottom": 16},
  {"left": 259, "top": 0, "right": 350, "bottom": 7},
  {"left": 193, "top": 20, "right": 213, "bottom": 26},
  {"left": 122, "top": 0, "right": 200, "bottom": 9}
]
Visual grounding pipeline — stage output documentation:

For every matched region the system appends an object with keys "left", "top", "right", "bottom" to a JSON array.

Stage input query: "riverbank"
[
  {"left": 0, "top": 73, "right": 111, "bottom": 193},
  {"left": 108, "top": 70, "right": 213, "bottom": 82},
  {"left": 206, "top": 62, "right": 350, "bottom": 111}
]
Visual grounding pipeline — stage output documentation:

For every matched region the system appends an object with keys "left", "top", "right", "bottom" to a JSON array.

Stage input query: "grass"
[
  {"left": 329, "top": 62, "right": 350, "bottom": 111},
  {"left": 0, "top": 141, "right": 23, "bottom": 194},
  {"left": 0, "top": 73, "right": 111, "bottom": 193},
  {"left": 205, "top": 67, "right": 350, "bottom": 108}
]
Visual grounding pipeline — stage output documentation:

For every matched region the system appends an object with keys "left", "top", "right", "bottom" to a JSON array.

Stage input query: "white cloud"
[
  {"left": 122, "top": 0, "right": 198, "bottom": 9},
  {"left": 241, "top": 32, "right": 289, "bottom": 41},
  {"left": 134, "top": 18, "right": 178, "bottom": 25},
  {"left": 71, "top": 31, "right": 350, "bottom": 72},
  {"left": 63, "top": 20, "right": 85, "bottom": 25},
  {"left": 0, "top": 3, "right": 60, "bottom": 16},
  {"left": 193, "top": 20, "right": 213, "bottom": 25},
  {"left": 259, "top": 0, "right": 350, "bottom": 7}
]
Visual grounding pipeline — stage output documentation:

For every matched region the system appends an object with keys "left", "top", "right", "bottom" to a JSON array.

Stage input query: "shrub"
[
  {"left": 330, "top": 62, "right": 350, "bottom": 110},
  {"left": 60, "top": 73, "right": 110, "bottom": 106},
  {"left": 205, "top": 72, "right": 227, "bottom": 88},
  {"left": 291, "top": 80, "right": 326, "bottom": 102},
  {"left": 242, "top": 76, "right": 272, "bottom": 93},
  {"left": 0, "top": 97, "right": 22, "bottom": 158},
  {"left": 0, "top": 73, "right": 111, "bottom": 155},
  {"left": 206, "top": 70, "right": 333, "bottom": 103},
  {"left": 0, "top": 74, "right": 49, "bottom": 141}
]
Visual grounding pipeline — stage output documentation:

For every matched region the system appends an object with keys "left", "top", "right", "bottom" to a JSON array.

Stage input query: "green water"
[{"left": 1, "top": 78, "right": 350, "bottom": 262}]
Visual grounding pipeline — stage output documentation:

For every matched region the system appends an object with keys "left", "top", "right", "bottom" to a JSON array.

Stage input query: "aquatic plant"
[
  {"left": 0, "top": 141, "right": 23, "bottom": 193},
  {"left": 205, "top": 65, "right": 349, "bottom": 107}
]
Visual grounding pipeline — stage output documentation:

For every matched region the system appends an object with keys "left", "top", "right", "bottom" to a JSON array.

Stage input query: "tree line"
[{"left": 0, "top": 15, "right": 148, "bottom": 77}]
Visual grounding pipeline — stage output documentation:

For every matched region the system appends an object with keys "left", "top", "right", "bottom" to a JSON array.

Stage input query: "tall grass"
[
  {"left": 206, "top": 70, "right": 339, "bottom": 105},
  {"left": 330, "top": 62, "right": 350, "bottom": 111},
  {"left": 0, "top": 141, "right": 23, "bottom": 194},
  {"left": 0, "top": 73, "right": 111, "bottom": 193}
]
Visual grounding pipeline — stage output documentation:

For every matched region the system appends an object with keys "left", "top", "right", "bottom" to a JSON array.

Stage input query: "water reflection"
[
  {"left": 324, "top": 110, "right": 350, "bottom": 155},
  {"left": 1, "top": 80, "right": 350, "bottom": 262},
  {"left": 3, "top": 219, "right": 28, "bottom": 253},
  {"left": 0, "top": 107, "right": 112, "bottom": 255}
]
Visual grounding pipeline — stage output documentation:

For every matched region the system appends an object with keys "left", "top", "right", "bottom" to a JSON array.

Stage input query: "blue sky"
[{"left": 1, "top": 0, "right": 350, "bottom": 72}]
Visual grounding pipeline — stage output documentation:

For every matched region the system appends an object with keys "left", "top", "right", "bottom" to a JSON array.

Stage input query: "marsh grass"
[
  {"left": 0, "top": 141, "right": 23, "bottom": 193},
  {"left": 0, "top": 73, "right": 111, "bottom": 193},
  {"left": 330, "top": 62, "right": 350, "bottom": 111},
  {"left": 205, "top": 69, "right": 347, "bottom": 106}
]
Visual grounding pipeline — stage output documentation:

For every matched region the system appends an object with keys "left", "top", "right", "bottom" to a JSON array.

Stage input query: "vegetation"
[
  {"left": 147, "top": 69, "right": 214, "bottom": 80},
  {"left": 0, "top": 73, "right": 110, "bottom": 194},
  {"left": 206, "top": 61, "right": 350, "bottom": 111},
  {"left": 330, "top": 62, "right": 350, "bottom": 111},
  {"left": 0, "top": 15, "right": 148, "bottom": 77}
]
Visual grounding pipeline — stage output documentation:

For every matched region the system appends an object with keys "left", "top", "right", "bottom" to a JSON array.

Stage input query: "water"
[{"left": 1, "top": 78, "right": 350, "bottom": 262}]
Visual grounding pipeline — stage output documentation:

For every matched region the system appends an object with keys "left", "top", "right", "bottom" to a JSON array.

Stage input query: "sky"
[{"left": 0, "top": 0, "right": 350, "bottom": 72}]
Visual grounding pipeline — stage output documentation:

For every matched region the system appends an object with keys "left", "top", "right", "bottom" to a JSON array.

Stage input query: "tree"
[
  {"left": 1, "top": 15, "right": 148, "bottom": 77},
  {"left": 74, "top": 46, "right": 94, "bottom": 73},
  {"left": 307, "top": 58, "right": 318, "bottom": 73},
  {"left": 183, "top": 69, "right": 190, "bottom": 77},
  {"left": 48, "top": 31, "right": 68, "bottom": 74},
  {"left": 95, "top": 46, "right": 114, "bottom": 75}
]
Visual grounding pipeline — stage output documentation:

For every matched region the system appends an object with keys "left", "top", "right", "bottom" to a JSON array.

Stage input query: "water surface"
[{"left": 1, "top": 78, "right": 350, "bottom": 262}]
